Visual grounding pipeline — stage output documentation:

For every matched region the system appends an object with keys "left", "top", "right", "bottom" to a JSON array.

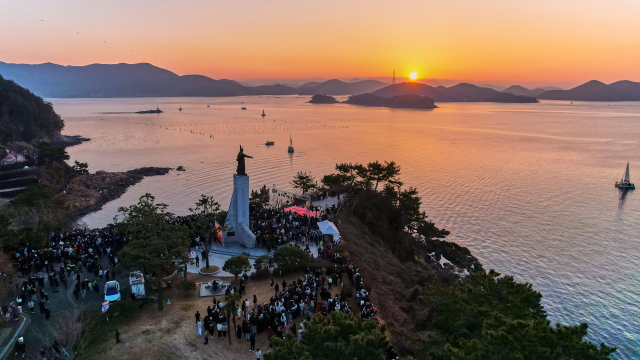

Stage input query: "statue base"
[{"left": 223, "top": 174, "right": 256, "bottom": 248}]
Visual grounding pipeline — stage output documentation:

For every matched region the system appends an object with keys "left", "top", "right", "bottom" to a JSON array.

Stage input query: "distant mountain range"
[
  {"left": 0, "top": 62, "right": 387, "bottom": 98},
  {"left": 372, "top": 82, "right": 538, "bottom": 103},
  {"left": 2, "top": 62, "right": 637, "bottom": 101},
  {"left": 0, "top": 62, "right": 264, "bottom": 97},
  {"left": 502, "top": 85, "right": 563, "bottom": 97},
  {"left": 535, "top": 80, "right": 640, "bottom": 101}
]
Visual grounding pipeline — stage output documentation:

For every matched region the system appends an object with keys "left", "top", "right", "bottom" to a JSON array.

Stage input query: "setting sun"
[{"left": 409, "top": 72, "right": 418, "bottom": 80}]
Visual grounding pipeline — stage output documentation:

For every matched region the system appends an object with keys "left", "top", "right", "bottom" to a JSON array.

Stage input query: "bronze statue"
[{"left": 236, "top": 145, "right": 253, "bottom": 176}]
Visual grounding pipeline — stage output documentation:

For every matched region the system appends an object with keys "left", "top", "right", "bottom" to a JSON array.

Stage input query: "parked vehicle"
[
  {"left": 104, "top": 281, "right": 121, "bottom": 302},
  {"left": 129, "top": 271, "right": 146, "bottom": 300}
]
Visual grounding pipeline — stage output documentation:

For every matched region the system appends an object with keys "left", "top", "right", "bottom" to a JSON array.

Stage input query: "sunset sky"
[{"left": 1, "top": 0, "right": 639, "bottom": 87}]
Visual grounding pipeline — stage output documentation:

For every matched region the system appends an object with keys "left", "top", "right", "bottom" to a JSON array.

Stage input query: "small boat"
[
  {"left": 261, "top": 109, "right": 266, "bottom": 117},
  {"left": 207, "top": 105, "right": 210, "bottom": 107},
  {"left": 288, "top": 135, "right": 294, "bottom": 153},
  {"left": 615, "top": 162, "right": 635, "bottom": 189},
  {"left": 179, "top": 105, "right": 182, "bottom": 111},
  {"left": 241, "top": 107, "right": 247, "bottom": 110},
  {"left": 265, "top": 141, "right": 274, "bottom": 146}
]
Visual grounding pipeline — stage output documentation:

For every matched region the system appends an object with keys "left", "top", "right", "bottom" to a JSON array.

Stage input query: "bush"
[
  {"left": 273, "top": 246, "right": 310, "bottom": 272},
  {"left": 250, "top": 268, "right": 271, "bottom": 280}
]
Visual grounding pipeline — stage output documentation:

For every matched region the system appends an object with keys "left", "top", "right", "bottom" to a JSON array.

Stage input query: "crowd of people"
[
  {"left": 189, "top": 196, "right": 399, "bottom": 359},
  {"left": 6, "top": 227, "right": 126, "bottom": 358}
]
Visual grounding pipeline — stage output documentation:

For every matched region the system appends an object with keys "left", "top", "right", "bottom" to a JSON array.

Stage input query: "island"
[
  {"left": 135, "top": 106, "right": 163, "bottom": 114},
  {"left": 309, "top": 94, "right": 339, "bottom": 104},
  {"left": 345, "top": 93, "right": 437, "bottom": 109}
]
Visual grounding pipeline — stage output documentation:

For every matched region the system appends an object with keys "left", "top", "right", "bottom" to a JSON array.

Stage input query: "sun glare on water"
[{"left": 409, "top": 72, "right": 418, "bottom": 80}]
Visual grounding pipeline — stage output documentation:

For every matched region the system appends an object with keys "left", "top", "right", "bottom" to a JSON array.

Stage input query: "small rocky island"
[
  {"left": 309, "top": 94, "right": 338, "bottom": 104},
  {"left": 345, "top": 93, "right": 437, "bottom": 109},
  {"left": 135, "top": 106, "right": 163, "bottom": 114}
]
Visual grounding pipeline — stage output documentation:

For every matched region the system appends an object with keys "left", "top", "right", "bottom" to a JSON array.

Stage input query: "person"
[
  {"left": 115, "top": 329, "right": 121, "bottom": 343},
  {"left": 195, "top": 256, "right": 200, "bottom": 267},
  {"left": 195, "top": 311, "right": 200, "bottom": 324},
  {"left": 222, "top": 322, "right": 227, "bottom": 338},
  {"left": 14, "top": 337, "right": 26, "bottom": 358},
  {"left": 242, "top": 319, "right": 251, "bottom": 340},
  {"left": 256, "top": 348, "right": 262, "bottom": 359},
  {"left": 217, "top": 322, "right": 223, "bottom": 338},
  {"left": 236, "top": 324, "right": 242, "bottom": 339},
  {"left": 27, "top": 301, "right": 34, "bottom": 314},
  {"left": 250, "top": 332, "right": 256, "bottom": 352},
  {"left": 44, "top": 306, "right": 51, "bottom": 320}
]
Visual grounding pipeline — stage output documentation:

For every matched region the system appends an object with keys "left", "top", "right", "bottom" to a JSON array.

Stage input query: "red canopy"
[{"left": 284, "top": 206, "right": 320, "bottom": 217}]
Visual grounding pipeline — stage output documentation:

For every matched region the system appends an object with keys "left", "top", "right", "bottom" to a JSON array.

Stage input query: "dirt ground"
[{"left": 93, "top": 272, "right": 346, "bottom": 360}]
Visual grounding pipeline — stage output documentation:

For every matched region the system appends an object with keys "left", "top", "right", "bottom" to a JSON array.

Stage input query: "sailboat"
[
  {"left": 615, "top": 162, "right": 635, "bottom": 189},
  {"left": 261, "top": 109, "right": 266, "bottom": 117},
  {"left": 288, "top": 135, "right": 294, "bottom": 153},
  {"left": 179, "top": 105, "right": 182, "bottom": 111}
]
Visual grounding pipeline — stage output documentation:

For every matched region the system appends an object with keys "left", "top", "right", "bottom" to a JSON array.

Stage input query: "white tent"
[{"left": 317, "top": 220, "right": 340, "bottom": 242}]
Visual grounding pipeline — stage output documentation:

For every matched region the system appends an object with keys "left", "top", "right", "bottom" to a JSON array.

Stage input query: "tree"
[
  {"left": 71, "top": 160, "right": 89, "bottom": 175},
  {"left": 36, "top": 142, "right": 69, "bottom": 164},
  {"left": 188, "top": 194, "right": 229, "bottom": 269},
  {"left": 250, "top": 185, "right": 271, "bottom": 211},
  {"left": 0, "top": 252, "right": 15, "bottom": 298},
  {"left": 224, "top": 293, "right": 241, "bottom": 344},
  {"left": 366, "top": 161, "right": 401, "bottom": 191},
  {"left": 253, "top": 255, "right": 271, "bottom": 271},
  {"left": 273, "top": 246, "right": 309, "bottom": 273},
  {"left": 223, "top": 255, "right": 251, "bottom": 282},
  {"left": 115, "top": 194, "right": 190, "bottom": 311},
  {"left": 291, "top": 171, "right": 317, "bottom": 195},
  {"left": 420, "top": 270, "right": 617, "bottom": 360},
  {"left": 266, "top": 311, "right": 388, "bottom": 360}
]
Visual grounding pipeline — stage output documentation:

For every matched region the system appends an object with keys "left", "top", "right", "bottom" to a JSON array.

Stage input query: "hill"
[
  {"left": 502, "top": 85, "right": 555, "bottom": 97},
  {"left": 0, "top": 75, "right": 64, "bottom": 143},
  {"left": 298, "top": 79, "right": 387, "bottom": 95},
  {"left": 536, "top": 80, "right": 640, "bottom": 101},
  {"left": 253, "top": 84, "right": 298, "bottom": 95},
  {"left": 345, "top": 93, "right": 437, "bottom": 109},
  {"left": 373, "top": 82, "right": 538, "bottom": 103},
  {"left": 0, "top": 62, "right": 293, "bottom": 98}
]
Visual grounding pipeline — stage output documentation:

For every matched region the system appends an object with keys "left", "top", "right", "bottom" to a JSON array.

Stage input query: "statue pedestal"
[{"left": 224, "top": 174, "right": 256, "bottom": 248}]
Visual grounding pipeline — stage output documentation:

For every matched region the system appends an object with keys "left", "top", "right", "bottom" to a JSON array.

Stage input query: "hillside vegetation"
[
  {"left": 0, "top": 75, "right": 64, "bottom": 143},
  {"left": 315, "top": 161, "right": 615, "bottom": 359}
]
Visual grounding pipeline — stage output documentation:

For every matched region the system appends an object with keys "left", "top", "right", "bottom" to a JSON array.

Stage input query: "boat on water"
[
  {"left": 179, "top": 105, "right": 182, "bottom": 111},
  {"left": 261, "top": 109, "right": 266, "bottom": 117},
  {"left": 288, "top": 135, "right": 294, "bottom": 153},
  {"left": 241, "top": 107, "right": 247, "bottom": 110},
  {"left": 136, "top": 106, "right": 163, "bottom": 114},
  {"left": 615, "top": 162, "right": 635, "bottom": 189},
  {"left": 265, "top": 141, "right": 274, "bottom": 146}
]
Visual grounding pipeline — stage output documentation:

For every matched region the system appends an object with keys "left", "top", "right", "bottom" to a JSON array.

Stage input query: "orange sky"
[{"left": 1, "top": 1, "right": 639, "bottom": 87}]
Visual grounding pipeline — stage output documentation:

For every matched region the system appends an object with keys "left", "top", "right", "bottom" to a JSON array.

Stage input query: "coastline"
[{"left": 59, "top": 166, "right": 172, "bottom": 223}]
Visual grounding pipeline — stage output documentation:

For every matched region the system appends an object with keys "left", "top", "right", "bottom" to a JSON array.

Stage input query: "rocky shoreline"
[
  {"left": 52, "top": 134, "right": 91, "bottom": 148},
  {"left": 59, "top": 166, "right": 171, "bottom": 222}
]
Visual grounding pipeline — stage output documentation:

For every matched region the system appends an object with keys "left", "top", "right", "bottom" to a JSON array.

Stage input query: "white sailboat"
[
  {"left": 615, "top": 162, "right": 635, "bottom": 189},
  {"left": 288, "top": 135, "right": 294, "bottom": 153}
]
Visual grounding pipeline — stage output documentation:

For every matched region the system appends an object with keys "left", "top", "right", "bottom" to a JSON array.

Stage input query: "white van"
[{"left": 129, "top": 271, "right": 146, "bottom": 300}]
